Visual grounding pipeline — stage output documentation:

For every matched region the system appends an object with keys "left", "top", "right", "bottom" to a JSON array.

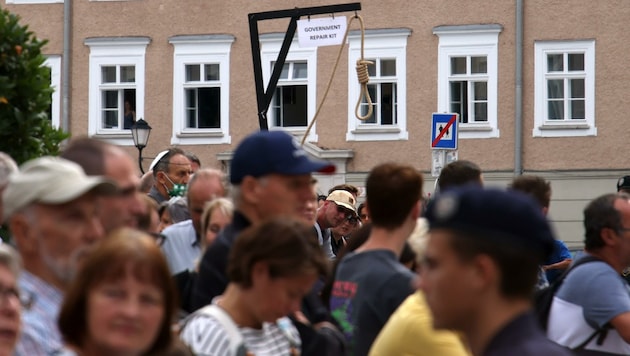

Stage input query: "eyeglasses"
[
  {"left": 344, "top": 215, "right": 360, "bottom": 225},
  {"left": 336, "top": 205, "right": 355, "bottom": 220},
  {"left": 0, "top": 285, "right": 32, "bottom": 309}
]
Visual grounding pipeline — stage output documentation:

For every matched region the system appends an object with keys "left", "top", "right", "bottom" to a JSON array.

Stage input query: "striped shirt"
[
  {"left": 180, "top": 312, "right": 300, "bottom": 356},
  {"left": 15, "top": 271, "right": 64, "bottom": 356}
]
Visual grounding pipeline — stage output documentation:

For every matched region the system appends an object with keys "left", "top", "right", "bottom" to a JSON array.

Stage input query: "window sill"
[
  {"left": 539, "top": 122, "right": 591, "bottom": 130},
  {"left": 351, "top": 127, "right": 401, "bottom": 134},
  {"left": 459, "top": 124, "right": 493, "bottom": 132},
  {"left": 346, "top": 127, "right": 408, "bottom": 141},
  {"left": 6, "top": 0, "right": 63, "bottom": 3},
  {"left": 458, "top": 124, "right": 499, "bottom": 139},
  {"left": 91, "top": 132, "right": 135, "bottom": 146},
  {"left": 171, "top": 131, "right": 231, "bottom": 145},
  {"left": 533, "top": 121, "right": 596, "bottom": 137}
]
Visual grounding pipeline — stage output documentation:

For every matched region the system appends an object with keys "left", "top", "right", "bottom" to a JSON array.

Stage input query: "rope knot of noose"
[{"left": 300, "top": 13, "right": 373, "bottom": 145}]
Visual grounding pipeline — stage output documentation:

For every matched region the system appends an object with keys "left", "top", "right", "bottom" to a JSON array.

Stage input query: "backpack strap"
[
  {"left": 550, "top": 255, "right": 613, "bottom": 350},
  {"left": 198, "top": 304, "right": 247, "bottom": 356},
  {"left": 554, "top": 255, "right": 602, "bottom": 285}
]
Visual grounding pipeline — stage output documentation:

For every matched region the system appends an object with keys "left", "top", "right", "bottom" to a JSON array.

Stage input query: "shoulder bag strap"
[{"left": 198, "top": 304, "right": 246, "bottom": 356}]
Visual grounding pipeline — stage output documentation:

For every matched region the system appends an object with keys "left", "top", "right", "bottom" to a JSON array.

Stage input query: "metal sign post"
[{"left": 431, "top": 113, "right": 459, "bottom": 177}]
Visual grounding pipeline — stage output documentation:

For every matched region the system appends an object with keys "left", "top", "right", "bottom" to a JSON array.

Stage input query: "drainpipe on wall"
[
  {"left": 514, "top": 0, "right": 523, "bottom": 176},
  {"left": 61, "top": 0, "right": 71, "bottom": 132}
]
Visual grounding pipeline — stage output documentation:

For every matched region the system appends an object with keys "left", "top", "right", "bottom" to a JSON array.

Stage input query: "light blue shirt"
[
  {"left": 15, "top": 271, "right": 64, "bottom": 356},
  {"left": 161, "top": 219, "right": 201, "bottom": 274}
]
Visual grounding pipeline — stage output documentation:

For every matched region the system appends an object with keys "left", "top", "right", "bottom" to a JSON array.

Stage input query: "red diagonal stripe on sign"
[{"left": 432, "top": 114, "right": 458, "bottom": 147}]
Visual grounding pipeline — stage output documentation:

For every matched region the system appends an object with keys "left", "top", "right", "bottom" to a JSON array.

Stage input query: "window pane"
[
  {"left": 362, "top": 85, "right": 377, "bottom": 123},
  {"left": 568, "top": 53, "right": 584, "bottom": 71},
  {"left": 292, "top": 62, "right": 307, "bottom": 79},
  {"left": 185, "top": 88, "right": 196, "bottom": 107},
  {"left": 381, "top": 59, "right": 396, "bottom": 76},
  {"left": 450, "top": 57, "right": 466, "bottom": 75},
  {"left": 101, "top": 66, "right": 116, "bottom": 83},
  {"left": 273, "top": 89, "right": 282, "bottom": 126},
  {"left": 380, "top": 83, "right": 396, "bottom": 125},
  {"left": 120, "top": 66, "right": 135, "bottom": 83},
  {"left": 278, "top": 85, "right": 307, "bottom": 127},
  {"left": 186, "top": 109, "right": 196, "bottom": 128},
  {"left": 547, "top": 80, "right": 564, "bottom": 99},
  {"left": 103, "top": 90, "right": 118, "bottom": 108},
  {"left": 547, "top": 54, "right": 563, "bottom": 72},
  {"left": 205, "top": 64, "right": 220, "bottom": 81},
  {"left": 272, "top": 62, "right": 289, "bottom": 80},
  {"left": 197, "top": 87, "right": 221, "bottom": 128},
  {"left": 548, "top": 100, "right": 564, "bottom": 120},
  {"left": 473, "top": 82, "right": 487, "bottom": 100},
  {"left": 185, "top": 89, "right": 197, "bottom": 128},
  {"left": 450, "top": 81, "right": 467, "bottom": 123},
  {"left": 571, "top": 100, "right": 585, "bottom": 120},
  {"left": 367, "top": 60, "right": 376, "bottom": 77},
  {"left": 123, "top": 89, "right": 136, "bottom": 129},
  {"left": 103, "top": 110, "right": 118, "bottom": 129},
  {"left": 186, "top": 65, "right": 200, "bottom": 82},
  {"left": 474, "top": 103, "right": 488, "bottom": 122},
  {"left": 450, "top": 81, "right": 462, "bottom": 101},
  {"left": 570, "top": 79, "right": 584, "bottom": 98},
  {"left": 471, "top": 56, "right": 487, "bottom": 74}
]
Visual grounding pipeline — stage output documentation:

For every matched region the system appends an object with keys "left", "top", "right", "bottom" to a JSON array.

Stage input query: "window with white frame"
[
  {"left": 434, "top": 25, "right": 501, "bottom": 139},
  {"left": 347, "top": 29, "right": 410, "bottom": 141},
  {"left": 43, "top": 55, "right": 61, "bottom": 129},
  {"left": 170, "top": 35, "right": 234, "bottom": 145},
  {"left": 85, "top": 37, "right": 149, "bottom": 145},
  {"left": 261, "top": 34, "right": 318, "bottom": 142},
  {"left": 534, "top": 40, "right": 596, "bottom": 137},
  {"left": 271, "top": 61, "right": 308, "bottom": 128}
]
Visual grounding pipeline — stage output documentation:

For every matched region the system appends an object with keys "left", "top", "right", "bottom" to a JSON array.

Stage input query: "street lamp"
[{"left": 130, "top": 118, "right": 152, "bottom": 174}]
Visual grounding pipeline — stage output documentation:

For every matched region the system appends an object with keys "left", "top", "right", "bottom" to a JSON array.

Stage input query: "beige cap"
[
  {"left": 326, "top": 190, "right": 357, "bottom": 214},
  {"left": 2, "top": 156, "right": 118, "bottom": 222}
]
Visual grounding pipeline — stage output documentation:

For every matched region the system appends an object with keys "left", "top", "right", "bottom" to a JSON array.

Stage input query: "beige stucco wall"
[{"left": 5, "top": 0, "right": 630, "bottom": 246}]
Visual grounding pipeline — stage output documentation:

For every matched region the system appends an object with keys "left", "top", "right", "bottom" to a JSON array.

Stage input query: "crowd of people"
[{"left": 1, "top": 130, "right": 630, "bottom": 355}]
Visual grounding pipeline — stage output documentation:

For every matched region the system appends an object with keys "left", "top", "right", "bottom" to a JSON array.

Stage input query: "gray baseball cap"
[{"left": 2, "top": 156, "right": 118, "bottom": 222}]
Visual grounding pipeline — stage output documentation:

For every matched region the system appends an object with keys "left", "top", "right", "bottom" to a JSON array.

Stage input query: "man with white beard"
[{"left": 2, "top": 157, "right": 116, "bottom": 355}]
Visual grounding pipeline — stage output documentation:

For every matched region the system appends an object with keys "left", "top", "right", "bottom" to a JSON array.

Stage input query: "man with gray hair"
[
  {"left": 192, "top": 130, "right": 335, "bottom": 310},
  {"left": 148, "top": 148, "right": 192, "bottom": 204},
  {"left": 61, "top": 137, "right": 145, "bottom": 233},
  {"left": 2, "top": 157, "right": 116, "bottom": 355},
  {"left": 161, "top": 168, "right": 226, "bottom": 275}
]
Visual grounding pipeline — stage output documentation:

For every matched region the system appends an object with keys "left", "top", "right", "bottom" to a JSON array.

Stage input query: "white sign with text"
[{"left": 297, "top": 16, "right": 346, "bottom": 48}]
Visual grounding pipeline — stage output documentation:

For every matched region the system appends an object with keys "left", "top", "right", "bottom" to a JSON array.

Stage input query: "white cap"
[{"left": 2, "top": 157, "right": 117, "bottom": 222}]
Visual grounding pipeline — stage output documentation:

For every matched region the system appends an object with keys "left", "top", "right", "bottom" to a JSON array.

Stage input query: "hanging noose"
[{"left": 300, "top": 13, "right": 373, "bottom": 145}]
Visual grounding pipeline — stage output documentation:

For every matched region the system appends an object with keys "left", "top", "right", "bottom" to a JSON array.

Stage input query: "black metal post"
[{"left": 137, "top": 146, "right": 145, "bottom": 174}]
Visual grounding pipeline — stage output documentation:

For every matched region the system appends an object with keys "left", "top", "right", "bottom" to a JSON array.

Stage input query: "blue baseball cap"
[
  {"left": 230, "top": 130, "right": 335, "bottom": 184},
  {"left": 425, "top": 186, "right": 555, "bottom": 261}
]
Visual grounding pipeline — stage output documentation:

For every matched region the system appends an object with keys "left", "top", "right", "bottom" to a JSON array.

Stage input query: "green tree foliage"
[{"left": 0, "top": 7, "right": 68, "bottom": 165}]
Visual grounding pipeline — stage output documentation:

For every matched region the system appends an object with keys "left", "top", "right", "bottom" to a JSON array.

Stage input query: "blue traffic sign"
[{"left": 431, "top": 113, "right": 459, "bottom": 150}]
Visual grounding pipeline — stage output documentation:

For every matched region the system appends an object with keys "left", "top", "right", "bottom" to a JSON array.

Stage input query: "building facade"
[{"left": 4, "top": 0, "right": 630, "bottom": 246}]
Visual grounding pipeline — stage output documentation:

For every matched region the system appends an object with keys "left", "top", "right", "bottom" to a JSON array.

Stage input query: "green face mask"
[
  {"left": 163, "top": 174, "right": 187, "bottom": 197},
  {"left": 168, "top": 183, "right": 187, "bottom": 197}
]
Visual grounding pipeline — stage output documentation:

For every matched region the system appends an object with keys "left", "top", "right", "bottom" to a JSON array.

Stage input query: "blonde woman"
[{"left": 200, "top": 198, "right": 234, "bottom": 249}]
